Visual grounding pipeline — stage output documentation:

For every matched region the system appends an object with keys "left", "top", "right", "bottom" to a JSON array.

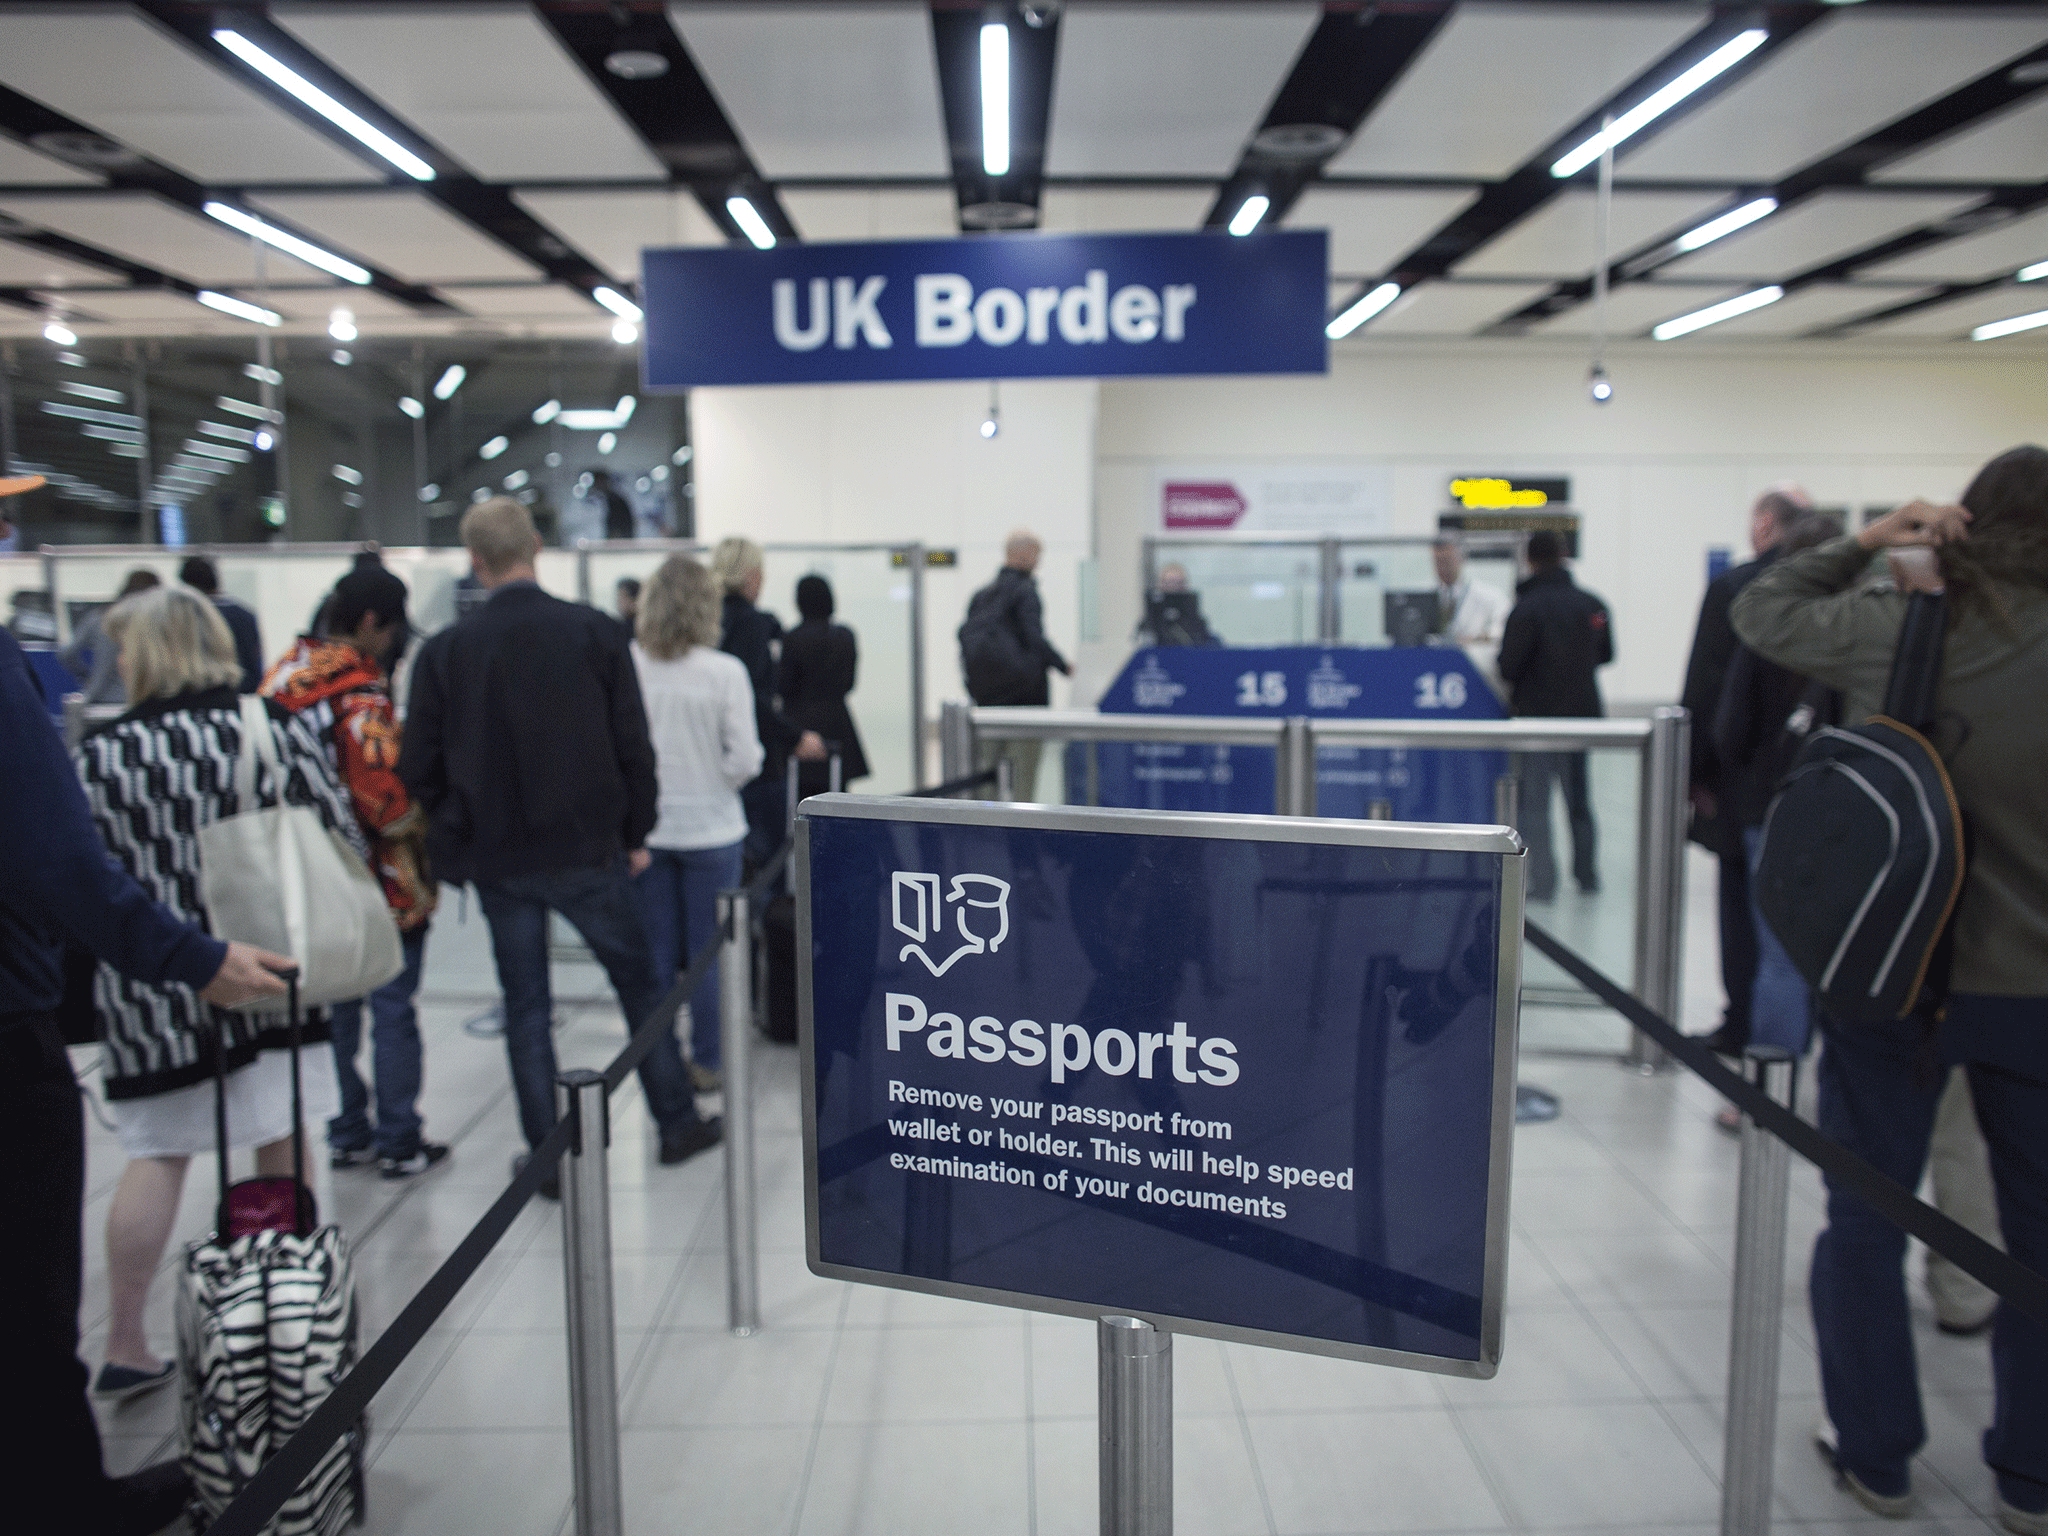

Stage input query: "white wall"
[
  {"left": 1097, "top": 339, "right": 2048, "bottom": 704},
  {"left": 691, "top": 376, "right": 1100, "bottom": 730}
]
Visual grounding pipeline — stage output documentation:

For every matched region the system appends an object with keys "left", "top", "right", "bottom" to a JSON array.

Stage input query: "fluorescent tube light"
[
  {"left": 591, "top": 287, "right": 641, "bottom": 321},
  {"left": 1552, "top": 29, "right": 1768, "bottom": 177},
  {"left": 198, "top": 290, "right": 282, "bottom": 326},
  {"left": 79, "top": 424, "right": 144, "bottom": 443},
  {"left": 217, "top": 396, "right": 279, "bottom": 421},
  {"left": 726, "top": 196, "right": 776, "bottom": 250},
  {"left": 1651, "top": 285, "right": 1783, "bottom": 340},
  {"left": 479, "top": 436, "right": 509, "bottom": 461},
  {"left": 42, "top": 402, "right": 142, "bottom": 427},
  {"left": 183, "top": 439, "right": 251, "bottom": 463},
  {"left": 1228, "top": 195, "right": 1269, "bottom": 238},
  {"left": 328, "top": 309, "right": 357, "bottom": 342},
  {"left": 211, "top": 29, "right": 434, "bottom": 181},
  {"left": 61, "top": 382, "right": 125, "bottom": 404},
  {"left": 202, "top": 202, "right": 370, "bottom": 284},
  {"left": 981, "top": 22, "right": 1011, "bottom": 176},
  {"left": 1674, "top": 196, "right": 1778, "bottom": 254},
  {"left": 198, "top": 421, "right": 260, "bottom": 444},
  {"left": 432, "top": 365, "right": 465, "bottom": 400},
  {"left": 243, "top": 363, "right": 283, "bottom": 386},
  {"left": 44, "top": 320, "right": 76, "bottom": 345},
  {"left": 2019, "top": 259, "right": 2048, "bottom": 282},
  {"left": 532, "top": 399, "right": 561, "bottom": 425},
  {"left": 503, "top": 469, "right": 530, "bottom": 491},
  {"left": 1326, "top": 282, "right": 1402, "bottom": 339},
  {"left": 1972, "top": 308, "right": 2048, "bottom": 341},
  {"left": 332, "top": 463, "right": 363, "bottom": 485},
  {"left": 398, "top": 396, "right": 424, "bottom": 419},
  {"left": 611, "top": 319, "right": 639, "bottom": 345},
  {"left": 597, "top": 432, "right": 617, "bottom": 454},
  {"left": 419, "top": 484, "right": 441, "bottom": 502}
]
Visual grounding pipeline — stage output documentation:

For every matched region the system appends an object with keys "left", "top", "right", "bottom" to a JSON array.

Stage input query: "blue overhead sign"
[
  {"left": 798, "top": 797, "right": 1523, "bottom": 1373},
  {"left": 640, "top": 230, "right": 1328, "bottom": 388}
]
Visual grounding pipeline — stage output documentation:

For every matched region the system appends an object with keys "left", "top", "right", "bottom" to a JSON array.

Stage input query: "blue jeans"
[
  {"left": 1743, "top": 826, "right": 1813, "bottom": 1055},
  {"left": 633, "top": 841, "right": 743, "bottom": 1072},
  {"left": 327, "top": 925, "right": 430, "bottom": 1159},
  {"left": 1809, "top": 1005, "right": 2048, "bottom": 1512},
  {"left": 474, "top": 859, "right": 700, "bottom": 1149}
]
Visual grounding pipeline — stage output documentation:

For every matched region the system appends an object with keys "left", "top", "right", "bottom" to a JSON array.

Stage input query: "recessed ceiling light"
[
  {"left": 592, "top": 287, "right": 642, "bottom": 321},
  {"left": 328, "top": 307, "right": 358, "bottom": 341},
  {"left": 204, "top": 202, "right": 370, "bottom": 285},
  {"left": 198, "top": 290, "right": 282, "bottom": 326},
  {"left": 433, "top": 365, "right": 465, "bottom": 399},
  {"left": 1227, "top": 194, "right": 1270, "bottom": 238},
  {"left": 43, "top": 319, "right": 76, "bottom": 346},
  {"left": 1552, "top": 29, "right": 1768, "bottom": 178},
  {"left": 597, "top": 432, "right": 617, "bottom": 454},
  {"left": 1673, "top": 197, "right": 1778, "bottom": 254},
  {"left": 1327, "top": 282, "right": 1402, "bottom": 339},
  {"left": 980, "top": 22, "right": 1011, "bottom": 177},
  {"left": 479, "top": 436, "right": 508, "bottom": 460},
  {"left": 1250, "top": 123, "right": 1346, "bottom": 161},
  {"left": 726, "top": 196, "right": 776, "bottom": 251},
  {"left": 1651, "top": 285, "right": 1783, "bottom": 340},
  {"left": 398, "top": 396, "right": 424, "bottom": 419},
  {"left": 211, "top": 29, "right": 434, "bottom": 181},
  {"left": 611, "top": 319, "right": 639, "bottom": 345},
  {"left": 1972, "top": 308, "right": 2048, "bottom": 341},
  {"left": 533, "top": 399, "right": 561, "bottom": 425}
]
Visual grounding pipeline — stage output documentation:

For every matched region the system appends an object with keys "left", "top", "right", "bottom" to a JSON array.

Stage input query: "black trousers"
[
  {"left": 1716, "top": 835, "right": 1758, "bottom": 1037},
  {"left": 1519, "top": 751, "right": 1597, "bottom": 898},
  {"left": 0, "top": 1012, "right": 113, "bottom": 1521}
]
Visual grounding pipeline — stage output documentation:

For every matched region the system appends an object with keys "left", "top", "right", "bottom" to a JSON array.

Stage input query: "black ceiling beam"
[
  {"left": 535, "top": 1, "right": 799, "bottom": 252},
  {"left": 931, "top": 2, "right": 1059, "bottom": 232},
  {"left": 1202, "top": 7, "right": 1451, "bottom": 234}
]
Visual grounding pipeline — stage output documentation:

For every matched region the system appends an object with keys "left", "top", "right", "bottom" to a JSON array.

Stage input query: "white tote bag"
[{"left": 197, "top": 696, "right": 404, "bottom": 1010}]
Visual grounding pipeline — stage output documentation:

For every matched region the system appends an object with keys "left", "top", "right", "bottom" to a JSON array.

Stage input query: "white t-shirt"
[
  {"left": 1438, "top": 578, "right": 1511, "bottom": 645},
  {"left": 631, "top": 642, "right": 765, "bottom": 851}
]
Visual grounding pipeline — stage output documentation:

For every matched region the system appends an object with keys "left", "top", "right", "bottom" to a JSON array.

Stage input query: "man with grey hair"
[
  {"left": 960, "top": 530, "right": 1069, "bottom": 799},
  {"left": 400, "top": 497, "right": 716, "bottom": 1182},
  {"left": 1431, "top": 536, "right": 1510, "bottom": 646},
  {"left": 1680, "top": 481, "right": 1813, "bottom": 1056}
]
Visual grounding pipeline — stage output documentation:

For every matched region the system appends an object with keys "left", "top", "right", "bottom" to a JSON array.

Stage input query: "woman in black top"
[{"left": 778, "top": 575, "right": 868, "bottom": 797}]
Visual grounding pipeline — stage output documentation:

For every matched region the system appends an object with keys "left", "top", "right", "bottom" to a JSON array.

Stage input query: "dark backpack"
[
  {"left": 1753, "top": 592, "right": 1965, "bottom": 1024},
  {"left": 958, "top": 580, "right": 1036, "bottom": 703}
]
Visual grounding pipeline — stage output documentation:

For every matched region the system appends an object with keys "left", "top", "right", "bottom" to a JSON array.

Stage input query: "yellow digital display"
[{"left": 1450, "top": 477, "right": 1550, "bottom": 510}]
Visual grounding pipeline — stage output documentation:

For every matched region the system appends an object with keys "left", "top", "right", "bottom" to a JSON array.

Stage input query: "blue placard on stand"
[
  {"left": 799, "top": 797, "right": 1521, "bottom": 1371},
  {"left": 1075, "top": 647, "right": 1508, "bottom": 822},
  {"left": 641, "top": 230, "right": 1328, "bottom": 388}
]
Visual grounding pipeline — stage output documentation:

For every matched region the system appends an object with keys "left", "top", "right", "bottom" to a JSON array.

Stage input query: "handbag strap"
[
  {"left": 1881, "top": 590, "right": 1947, "bottom": 733},
  {"left": 211, "top": 1016, "right": 231, "bottom": 1234},
  {"left": 286, "top": 971, "right": 304, "bottom": 1194},
  {"left": 234, "top": 693, "right": 281, "bottom": 809}
]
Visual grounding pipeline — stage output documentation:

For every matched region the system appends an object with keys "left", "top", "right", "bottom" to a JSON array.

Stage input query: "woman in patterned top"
[{"left": 75, "top": 586, "right": 362, "bottom": 1403}]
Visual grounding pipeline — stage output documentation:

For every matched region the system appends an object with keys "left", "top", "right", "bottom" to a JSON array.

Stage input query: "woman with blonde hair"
[
  {"left": 632, "top": 555, "right": 763, "bottom": 1088},
  {"left": 75, "top": 586, "right": 360, "bottom": 1401}
]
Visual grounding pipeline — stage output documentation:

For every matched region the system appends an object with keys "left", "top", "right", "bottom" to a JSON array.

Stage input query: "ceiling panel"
[
  {"left": 1046, "top": 3, "right": 1320, "bottom": 176},
  {"left": 1329, "top": 3, "right": 1706, "bottom": 179},
  {"left": 1873, "top": 93, "right": 2048, "bottom": 186},
  {"left": 0, "top": 193, "right": 335, "bottom": 285},
  {"left": 1705, "top": 284, "right": 1933, "bottom": 338},
  {"left": 1862, "top": 285, "right": 2048, "bottom": 340},
  {"left": 276, "top": 4, "right": 664, "bottom": 183},
  {"left": 1860, "top": 205, "right": 2048, "bottom": 283},
  {"left": 0, "top": 9, "right": 379, "bottom": 184},
  {"left": 39, "top": 288, "right": 223, "bottom": 323},
  {"left": 1528, "top": 282, "right": 1742, "bottom": 337},
  {"left": 1038, "top": 187, "right": 1213, "bottom": 234},
  {"left": 1369, "top": 281, "right": 1555, "bottom": 336},
  {"left": 1286, "top": 187, "right": 1477, "bottom": 277},
  {"left": 0, "top": 238, "right": 123, "bottom": 287},
  {"left": 513, "top": 190, "right": 724, "bottom": 285},
  {"left": 1623, "top": 14, "right": 2048, "bottom": 181},
  {"left": 670, "top": 3, "right": 947, "bottom": 178},
  {"left": 1665, "top": 191, "right": 1979, "bottom": 281},
  {"left": 252, "top": 191, "right": 541, "bottom": 283},
  {"left": 782, "top": 187, "right": 959, "bottom": 242},
  {"left": 0, "top": 135, "right": 99, "bottom": 186},
  {"left": 1457, "top": 190, "right": 1721, "bottom": 277},
  {"left": 437, "top": 284, "right": 608, "bottom": 319},
  {"left": 257, "top": 286, "right": 421, "bottom": 321}
]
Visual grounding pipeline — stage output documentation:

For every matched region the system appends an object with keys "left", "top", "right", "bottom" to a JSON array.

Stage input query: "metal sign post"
[
  {"left": 794, "top": 796, "right": 1526, "bottom": 1532},
  {"left": 720, "top": 889, "right": 760, "bottom": 1336}
]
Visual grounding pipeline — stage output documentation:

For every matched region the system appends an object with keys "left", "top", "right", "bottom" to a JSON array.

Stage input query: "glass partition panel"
[
  {"left": 1146, "top": 539, "right": 1320, "bottom": 646},
  {"left": 1334, "top": 541, "right": 1437, "bottom": 647},
  {"left": 212, "top": 551, "right": 356, "bottom": 658},
  {"left": 534, "top": 548, "right": 581, "bottom": 603},
  {"left": 0, "top": 555, "right": 48, "bottom": 630},
  {"left": 43, "top": 550, "right": 188, "bottom": 644}
]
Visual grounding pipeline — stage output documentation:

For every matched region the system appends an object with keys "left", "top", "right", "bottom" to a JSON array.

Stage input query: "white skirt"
[{"left": 112, "top": 1047, "right": 339, "bottom": 1160}]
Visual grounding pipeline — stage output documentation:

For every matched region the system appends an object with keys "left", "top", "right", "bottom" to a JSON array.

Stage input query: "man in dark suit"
[
  {"left": 179, "top": 555, "right": 263, "bottom": 691},
  {"left": 1679, "top": 484, "right": 1810, "bottom": 1053},
  {"left": 400, "top": 498, "right": 715, "bottom": 1177},
  {"left": 1498, "top": 530, "right": 1614, "bottom": 902}
]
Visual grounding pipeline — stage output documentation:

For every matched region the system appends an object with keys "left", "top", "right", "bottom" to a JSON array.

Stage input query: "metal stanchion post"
[
  {"left": 1494, "top": 771, "right": 1520, "bottom": 829},
  {"left": 996, "top": 753, "right": 1015, "bottom": 801},
  {"left": 1366, "top": 798, "right": 1393, "bottom": 821},
  {"left": 1099, "top": 1316, "right": 1172, "bottom": 1536},
  {"left": 1630, "top": 705, "right": 1690, "bottom": 1071},
  {"left": 557, "top": 1069, "right": 624, "bottom": 1536},
  {"left": 940, "top": 700, "right": 973, "bottom": 786},
  {"left": 906, "top": 542, "right": 927, "bottom": 789},
  {"left": 1275, "top": 717, "right": 1316, "bottom": 817},
  {"left": 719, "top": 889, "right": 760, "bottom": 1336},
  {"left": 1722, "top": 1047, "right": 1797, "bottom": 1536}
]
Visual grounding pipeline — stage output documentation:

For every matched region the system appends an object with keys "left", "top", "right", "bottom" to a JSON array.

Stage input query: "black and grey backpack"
[{"left": 1752, "top": 591, "right": 1965, "bottom": 1024}]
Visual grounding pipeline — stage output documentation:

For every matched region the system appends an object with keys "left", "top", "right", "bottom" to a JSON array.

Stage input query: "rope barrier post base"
[
  {"left": 1722, "top": 1046, "right": 1797, "bottom": 1536},
  {"left": 557, "top": 1069, "right": 624, "bottom": 1536},
  {"left": 720, "top": 887, "right": 761, "bottom": 1336},
  {"left": 1100, "top": 1316, "right": 1172, "bottom": 1536}
]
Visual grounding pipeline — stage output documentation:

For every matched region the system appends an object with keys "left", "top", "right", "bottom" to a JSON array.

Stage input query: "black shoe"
[
  {"left": 99, "top": 1459, "right": 192, "bottom": 1536},
  {"left": 513, "top": 1151, "right": 560, "bottom": 1201},
  {"left": 381, "top": 1141, "right": 451, "bottom": 1180},
  {"left": 659, "top": 1117, "right": 723, "bottom": 1166},
  {"left": 1576, "top": 877, "right": 1602, "bottom": 895},
  {"left": 330, "top": 1143, "right": 377, "bottom": 1170},
  {"left": 1693, "top": 1021, "right": 1750, "bottom": 1057}
]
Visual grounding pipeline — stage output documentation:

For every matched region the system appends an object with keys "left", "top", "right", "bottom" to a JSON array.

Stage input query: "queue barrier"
[{"left": 197, "top": 759, "right": 2048, "bottom": 1536}]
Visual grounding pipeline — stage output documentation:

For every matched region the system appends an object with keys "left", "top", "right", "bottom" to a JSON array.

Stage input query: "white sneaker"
[
  {"left": 1813, "top": 1418, "right": 1913, "bottom": 1519},
  {"left": 2000, "top": 1494, "right": 2048, "bottom": 1535}
]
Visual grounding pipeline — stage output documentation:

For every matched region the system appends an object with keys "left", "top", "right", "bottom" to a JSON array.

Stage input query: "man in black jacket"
[
  {"left": 1678, "top": 483, "right": 1809, "bottom": 1053},
  {"left": 179, "top": 555, "right": 264, "bottom": 692},
  {"left": 1498, "top": 531, "right": 1613, "bottom": 901},
  {"left": 400, "top": 498, "right": 714, "bottom": 1172},
  {"left": 961, "top": 531, "right": 1069, "bottom": 800}
]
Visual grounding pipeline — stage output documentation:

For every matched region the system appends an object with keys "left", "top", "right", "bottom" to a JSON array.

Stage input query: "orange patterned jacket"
[{"left": 262, "top": 637, "right": 435, "bottom": 930}]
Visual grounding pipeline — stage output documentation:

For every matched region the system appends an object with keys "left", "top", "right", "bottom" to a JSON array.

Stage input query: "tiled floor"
[{"left": 76, "top": 850, "right": 2016, "bottom": 1535}]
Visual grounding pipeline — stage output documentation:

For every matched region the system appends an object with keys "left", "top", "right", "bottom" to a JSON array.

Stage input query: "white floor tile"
[
  {"left": 797, "top": 1421, "right": 1031, "bottom": 1536},
  {"left": 1244, "top": 1407, "right": 1509, "bottom": 1533},
  {"left": 821, "top": 1323, "right": 1029, "bottom": 1424},
  {"left": 1455, "top": 1401, "right": 1720, "bottom": 1528}
]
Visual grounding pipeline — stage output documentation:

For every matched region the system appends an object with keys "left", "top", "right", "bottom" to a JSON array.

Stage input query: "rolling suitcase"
[{"left": 179, "top": 977, "right": 366, "bottom": 1534}]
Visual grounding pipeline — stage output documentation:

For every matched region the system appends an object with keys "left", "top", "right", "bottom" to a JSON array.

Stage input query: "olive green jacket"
[{"left": 1731, "top": 535, "right": 2048, "bottom": 996}]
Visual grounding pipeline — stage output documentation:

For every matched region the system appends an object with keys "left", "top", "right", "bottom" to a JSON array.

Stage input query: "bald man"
[
  {"left": 959, "top": 531, "right": 1070, "bottom": 800},
  {"left": 1680, "top": 482, "right": 1813, "bottom": 1055}
]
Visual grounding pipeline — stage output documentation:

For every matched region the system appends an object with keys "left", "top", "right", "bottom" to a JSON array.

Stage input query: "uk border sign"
[{"left": 797, "top": 797, "right": 1524, "bottom": 1375}]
